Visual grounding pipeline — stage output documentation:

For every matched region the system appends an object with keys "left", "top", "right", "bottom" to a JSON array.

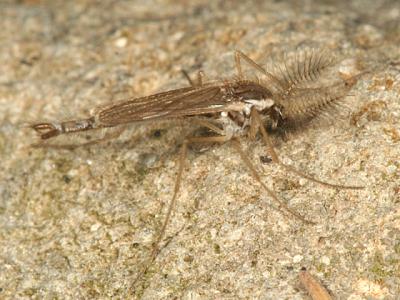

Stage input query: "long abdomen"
[{"left": 31, "top": 117, "right": 96, "bottom": 140}]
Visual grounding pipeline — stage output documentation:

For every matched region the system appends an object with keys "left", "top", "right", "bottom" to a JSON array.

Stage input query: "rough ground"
[{"left": 0, "top": 1, "right": 399, "bottom": 299}]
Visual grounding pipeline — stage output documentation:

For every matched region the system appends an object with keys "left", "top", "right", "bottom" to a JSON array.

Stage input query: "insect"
[{"left": 30, "top": 49, "right": 363, "bottom": 290}]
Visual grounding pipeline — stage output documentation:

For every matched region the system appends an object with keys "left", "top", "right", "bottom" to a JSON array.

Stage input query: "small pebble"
[
  {"left": 321, "top": 256, "right": 330, "bottom": 265},
  {"left": 115, "top": 37, "right": 128, "bottom": 48},
  {"left": 293, "top": 254, "right": 304, "bottom": 263}
]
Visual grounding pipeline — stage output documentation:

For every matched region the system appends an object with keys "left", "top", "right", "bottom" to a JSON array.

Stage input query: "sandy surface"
[{"left": 0, "top": 1, "right": 399, "bottom": 299}]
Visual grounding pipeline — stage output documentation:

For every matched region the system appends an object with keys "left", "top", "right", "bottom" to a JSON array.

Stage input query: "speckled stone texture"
[{"left": 0, "top": 1, "right": 399, "bottom": 299}]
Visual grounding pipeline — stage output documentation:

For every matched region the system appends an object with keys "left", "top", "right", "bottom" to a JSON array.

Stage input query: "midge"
[{"left": 30, "top": 49, "right": 363, "bottom": 286}]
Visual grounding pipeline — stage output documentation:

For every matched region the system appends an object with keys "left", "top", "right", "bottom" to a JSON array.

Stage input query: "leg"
[
  {"left": 132, "top": 133, "right": 229, "bottom": 289},
  {"left": 235, "top": 50, "right": 268, "bottom": 78},
  {"left": 181, "top": 70, "right": 205, "bottom": 87},
  {"left": 132, "top": 118, "right": 314, "bottom": 290},
  {"left": 191, "top": 118, "right": 225, "bottom": 135},
  {"left": 234, "top": 50, "right": 284, "bottom": 91},
  {"left": 231, "top": 138, "right": 314, "bottom": 224},
  {"left": 251, "top": 109, "right": 363, "bottom": 189}
]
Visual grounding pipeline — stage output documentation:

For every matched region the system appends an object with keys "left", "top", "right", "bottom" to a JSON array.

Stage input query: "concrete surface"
[{"left": 0, "top": 0, "right": 399, "bottom": 299}]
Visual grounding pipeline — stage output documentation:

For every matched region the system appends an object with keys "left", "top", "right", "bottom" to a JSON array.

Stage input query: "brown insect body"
[
  {"left": 32, "top": 79, "right": 274, "bottom": 141},
  {"left": 31, "top": 49, "right": 355, "bottom": 146},
  {"left": 29, "top": 49, "right": 363, "bottom": 290}
]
